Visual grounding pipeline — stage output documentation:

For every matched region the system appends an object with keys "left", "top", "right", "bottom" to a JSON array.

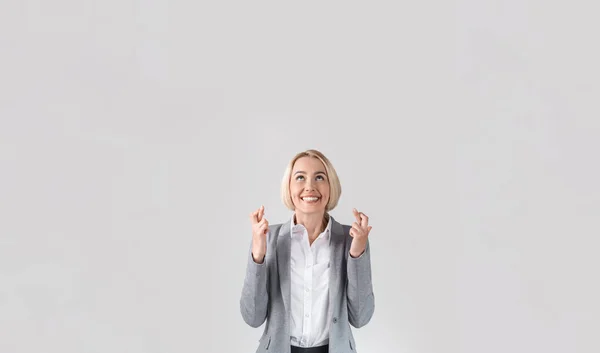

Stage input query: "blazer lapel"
[
  {"left": 328, "top": 216, "right": 345, "bottom": 321},
  {"left": 277, "top": 221, "right": 292, "bottom": 315}
]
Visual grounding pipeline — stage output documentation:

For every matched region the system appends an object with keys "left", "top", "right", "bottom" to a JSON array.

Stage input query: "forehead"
[{"left": 292, "top": 156, "right": 326, "bottom": 172}]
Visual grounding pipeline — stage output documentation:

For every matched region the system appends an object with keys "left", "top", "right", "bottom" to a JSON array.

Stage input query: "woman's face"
[{"left": 290, "top": 156, "right": 330, "bottom": 215}]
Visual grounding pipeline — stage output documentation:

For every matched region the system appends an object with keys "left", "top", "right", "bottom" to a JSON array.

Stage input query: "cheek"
[{"left": 291, "top": 190, "right": 301, "bottom": 201}]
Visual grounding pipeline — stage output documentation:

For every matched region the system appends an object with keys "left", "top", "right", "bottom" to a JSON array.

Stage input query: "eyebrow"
[{"left": 293, "top": 171, "right": 327, "bottom": 175}]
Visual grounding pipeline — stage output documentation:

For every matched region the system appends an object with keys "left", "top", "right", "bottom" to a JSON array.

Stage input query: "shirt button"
[
  {"left": 305, "top": 313, "right": 310, "bottom": 318},
  {"left": 333, "top": 317, "right": 338, "bottom": 323},
  {"left": 305, "top": 288, "right": 310, "bottom": 292}
]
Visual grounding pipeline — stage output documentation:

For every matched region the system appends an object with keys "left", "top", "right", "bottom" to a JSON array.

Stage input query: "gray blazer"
[{"left": 240, "top": 216, "right": 375, "bottom": 353}]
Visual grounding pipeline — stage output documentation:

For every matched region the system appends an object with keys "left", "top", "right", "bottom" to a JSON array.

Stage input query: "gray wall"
[{"left": 1, "top": 1, "right": 598, "bottom": 352}]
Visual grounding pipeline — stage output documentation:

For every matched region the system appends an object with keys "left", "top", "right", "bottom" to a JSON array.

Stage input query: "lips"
[{"left": 301, "top": 196, "right": 320, "bottom": 202}]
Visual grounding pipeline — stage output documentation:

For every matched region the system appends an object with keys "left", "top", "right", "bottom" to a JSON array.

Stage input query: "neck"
[{"left": 294, "top": 211, "right": 328, "bottom": 238}]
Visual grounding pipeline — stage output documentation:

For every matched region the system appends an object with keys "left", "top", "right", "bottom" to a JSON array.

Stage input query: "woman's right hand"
[{"left": 250, "top": 205, "right": 268, "bottom": 263}]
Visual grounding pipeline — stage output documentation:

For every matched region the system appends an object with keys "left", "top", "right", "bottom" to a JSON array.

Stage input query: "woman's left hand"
[{"left": 349, "top": 208, "right": 372, "bottom": 258}]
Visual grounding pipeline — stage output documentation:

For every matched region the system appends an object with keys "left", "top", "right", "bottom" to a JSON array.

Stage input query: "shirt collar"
[{"left": 290, "top": 213, "right": 332, "bottom": 240}]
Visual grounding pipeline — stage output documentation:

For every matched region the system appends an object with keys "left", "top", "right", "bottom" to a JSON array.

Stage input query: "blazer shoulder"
[
  {"left": 331, "top": 218, "right": 351, "bottom": 235},
  {"left": 266, "top": 222, "right": 285, "bottom": 240},
  {"left": 268, "top": 222, "right": 285, "bottom": 232}
]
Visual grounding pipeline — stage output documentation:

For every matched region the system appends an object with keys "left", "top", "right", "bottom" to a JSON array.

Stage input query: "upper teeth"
[{"left": 303, "top": 197, "right": 319, "bottom": 201}]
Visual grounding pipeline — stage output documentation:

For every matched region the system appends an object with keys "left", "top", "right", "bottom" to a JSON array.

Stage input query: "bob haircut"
[{"left": 281, "top": 149, "right": 342, "bottom": 212}]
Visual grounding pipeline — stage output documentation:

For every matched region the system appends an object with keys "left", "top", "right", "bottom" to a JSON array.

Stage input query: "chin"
[{"left": 299, "top": 207, "right": 325, "bottom": 214}]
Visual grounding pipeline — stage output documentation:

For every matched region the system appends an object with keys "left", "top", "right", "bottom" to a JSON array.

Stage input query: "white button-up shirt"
[{"left": 289, "top": 215, "right": 332, "bottom": 348}]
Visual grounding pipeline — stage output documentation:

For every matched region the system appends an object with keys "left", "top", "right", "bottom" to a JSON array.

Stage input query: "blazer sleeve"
[
  {"left": 239, "top": 240, "right": 269, "bottom": 328},
  {"left": 346, "top": 238, "right": 375, "bottom": 328}
]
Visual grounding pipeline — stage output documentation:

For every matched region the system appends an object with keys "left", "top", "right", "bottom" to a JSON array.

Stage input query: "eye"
[
  {"left": 316, "top": 175, "right": 325, "bottom": 181},
  {"left": 295, "top": 175, "right": 305, "bottom": 181}
]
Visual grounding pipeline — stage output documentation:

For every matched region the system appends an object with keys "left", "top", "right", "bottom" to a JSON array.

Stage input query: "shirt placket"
[{"left": 301, "top": 230, "right": 313, "bottom": 347}]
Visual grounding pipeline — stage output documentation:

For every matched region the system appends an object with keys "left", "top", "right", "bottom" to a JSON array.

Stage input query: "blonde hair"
[{"left": 281, "top": 149, "right": 342, "bottom": 212}]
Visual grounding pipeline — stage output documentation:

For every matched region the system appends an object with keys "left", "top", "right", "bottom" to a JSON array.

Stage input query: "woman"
[{"left": 240, "top": 149, "right": 375, "bottom": 353}]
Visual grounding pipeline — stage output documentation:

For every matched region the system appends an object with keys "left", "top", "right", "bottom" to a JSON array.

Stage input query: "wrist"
[
  {"left": 252, "top": 251, "right": 265, "bottom": 263},
  {"left": 349, "top": 239, "right": 367, "bottom": 258}
]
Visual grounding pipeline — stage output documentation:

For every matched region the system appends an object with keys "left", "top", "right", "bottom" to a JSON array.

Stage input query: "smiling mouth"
[{"left": 301, "top": 196, "right": 320, "bottom": 203}]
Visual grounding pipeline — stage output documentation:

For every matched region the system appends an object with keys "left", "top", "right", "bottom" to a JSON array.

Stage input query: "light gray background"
[{"left": 1, "top": 1, "right": 599, "bottom": 353}]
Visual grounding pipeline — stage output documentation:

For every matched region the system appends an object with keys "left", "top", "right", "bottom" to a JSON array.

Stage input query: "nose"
[{"left": 304, "top": 180, "right": 315, "bottom": 191}]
